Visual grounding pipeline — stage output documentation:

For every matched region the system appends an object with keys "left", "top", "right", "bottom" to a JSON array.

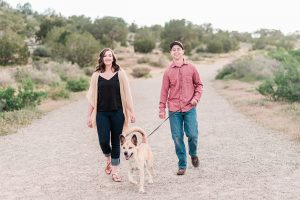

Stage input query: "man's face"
[{"left": 170, "top": 45, "right": 184, "bottom": 60}]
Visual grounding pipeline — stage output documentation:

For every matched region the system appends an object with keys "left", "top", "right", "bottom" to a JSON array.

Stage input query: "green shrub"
[
  {"left": 137, "top": 57, "right": 150, "bottom": 64},
  {"left": 216, "top": 55, "right": 279, "bottom": 81},
  {"left": 252, "top": 38, "right": 268, "bottom": 50},
  {"left": 0, "top": 87, "right": 22, "bottom": 112},
  {"left": 65, "top": 32, "right": 99, "bottom": 67},
  {"left": 33, "top": 46, "right": 51, "bottom": 57},
  {"left": 66, "top": 77, "right": 89, "bottom": 92},
  {"left": 149, "top": 55, "right": 169, "bottom": 68},
  {"left": 205, "top": 31, "right": 239, "bottom": 53},
  {"left": 48, "top": 83, "right": 70, "bottom": 100},
  {"left": 14, "top": 67, "right": 61, "bottom": 85},
  {"left": 0, "top": 32, "right": 29, "bottom": 66},
  {"left": 216, "top": 66, "right": 235, "bottom": 79},
  {"left": 0, "top": 79, "right": 46, "bottom": 112},
  {"left": 289, "top": 49, "right": 300, "bottom": 63},
  {"left": 84, "top": 67, "right": 95, "bottom": 76},
  {"left": 207, "top": 40, "right": 223, "bottom": 53},
  {"left": 0, "top": 108, "right": 43, "bottom": 136},
  {"left": 256, "top": 79, "right": 276, "bottom": 100},
  {"left": 252, "top": 29, "right": 296, "bottom": 51},
  {"left": 257, "top": 65, "right": 300, "bottom": 102},
  {"left": 269, "top": 48, "right": 300, "bottom": 68},
  {"left": 134, "top": 39, "right": 155, "bottom": 53},
  {"left": 131, "top": 67, "right": 151, "bottom": 78}
]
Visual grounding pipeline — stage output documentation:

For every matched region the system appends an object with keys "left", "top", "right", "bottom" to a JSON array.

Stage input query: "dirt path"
[{"left": 1, "top": 51, "right": 300, "bottom": 200}]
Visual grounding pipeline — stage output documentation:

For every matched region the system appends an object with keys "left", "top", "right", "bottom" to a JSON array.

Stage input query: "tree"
[
  {"left": 134, "top": 28, "right": 155, "bottom": 53},
  {"left": 160, "top": 19, "right": 198, "bottom": 54},
  {"left": 89, "top": 16, "right": 128, "bottom": 48},
  {"left": 0, "top": 0, "right": 10, "bottom": 8},
  {"left": 129, "top": 22, "right": 138, "bottom": 33},
  {"left": 0, "top": 31, "right": 29, "bottom": 65},
  {"left": 206, "top": 31, "right": 239, "bottom": 53},
  {"left": 149, "top": 24, "right": 163, "bottom": 42},
  {"left": 16, "top": 2, "right": 33, "bottom": 15},
  {"left": 44, "top": 27, "right": 69, "bottom": 58},
  {"left": 35, "top": 16, "right": 66, "bottom": 41},
  {"left": 65, "top": 32, "right": 99, "bottom": 67},
  {"left": 67, "top": 15, "right": 92, "bottom": 33},
  {"left": 0, "top": 9, "right": 26, "bottom": 34}
]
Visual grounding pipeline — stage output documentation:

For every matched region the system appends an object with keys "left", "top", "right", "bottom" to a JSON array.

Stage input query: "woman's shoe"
[
  {"left": 112, "top": 173, "right": 122, "bottom": 182},
  {"left": 105, "top": 162, "right": 112, "bottom": 175}
]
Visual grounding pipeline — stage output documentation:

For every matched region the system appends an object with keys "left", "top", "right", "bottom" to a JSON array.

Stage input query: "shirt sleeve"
[
  {"left": 192, "top": 66, "right": 203, "bottom": 102},
  {"left": 159, "top": 70, "right": 170, "bottom": 113}
]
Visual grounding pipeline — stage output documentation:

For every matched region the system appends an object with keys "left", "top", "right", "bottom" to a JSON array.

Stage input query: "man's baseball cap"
[{"left": 169, "top": 41, "right": 184, "bottom": 50}]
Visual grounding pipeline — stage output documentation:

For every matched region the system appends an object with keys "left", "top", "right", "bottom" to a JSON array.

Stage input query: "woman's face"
[{"left": 103, "top": 50, "right": 114, "bottom": 66}]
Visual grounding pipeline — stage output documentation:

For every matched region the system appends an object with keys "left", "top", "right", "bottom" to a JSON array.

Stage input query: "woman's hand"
[
  {"left": 130, "top": 114, "right": 136, "bottom": 123},
  {"left": 87, "top": 116, "right": 92, "bottom": 128}
]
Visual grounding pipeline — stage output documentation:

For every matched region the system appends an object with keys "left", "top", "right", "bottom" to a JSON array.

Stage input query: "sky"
[{"left": 6, "top": 0, "right": 300, "bottom": 34}]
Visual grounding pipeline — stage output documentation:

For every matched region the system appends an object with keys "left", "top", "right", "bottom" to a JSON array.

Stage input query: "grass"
[
  {"left": 214, "top": 79, "right": 300, "bottom": 141},
  {"left": 0, "top": 90, "right": 86, "bottom": 136},
  {"left": 0, "top": 107, "right": 43, "bottom": 136}
]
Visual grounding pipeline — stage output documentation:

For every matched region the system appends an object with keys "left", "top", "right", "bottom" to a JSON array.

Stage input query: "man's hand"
[
  {"left": 190, "top": 99, "right": 198, "bottom": 106},
  {"left": 159, "top": 112, "right": 166, "bottom": 119}
]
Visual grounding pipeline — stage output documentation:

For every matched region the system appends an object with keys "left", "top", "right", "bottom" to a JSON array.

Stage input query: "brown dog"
[{"left": 120, "top": 127, "right": 154, "bottom": 193}]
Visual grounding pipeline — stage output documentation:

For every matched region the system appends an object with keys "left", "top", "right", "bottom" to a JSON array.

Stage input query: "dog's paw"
[
  {"left": 129, "top": 180, "right": 138, "bottom": 185},
  {"left": 139, "top": 187, "right": 145, "bottom": 193},
  {"left": 148, "top": 179, "right": 153, "bottom": 184}
]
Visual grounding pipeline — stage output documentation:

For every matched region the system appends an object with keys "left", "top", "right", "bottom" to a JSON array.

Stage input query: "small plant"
[
  {"left": 0, "top": 108, "right": 43, "bottom": 136},
  {"left": 66, "top": 77, "right": 89, "bottom": 92},
  {"left": 48, "top": 83, "right": 70, "bottom": 100},
  {"left": 257, "top": 65, "right": 300, "bottom": 102},
  {"left": 216, "top": 66, "right": 236, "bottom": 80},
  {"left": 33, "top": 46, "right": 51, "bottom": 57},
  {"left": 149, "top": 55, "right": 169, "bottom": 68},
  {"left": 137, "top": 57, "right": 150, "bottom": 64},
  {"left": 0, "top": 79, "right": 46, "bottom": 112},
  {"left": 215, "top": 55, "right": 279, "bottom": 82},
  {"left": 134, "top": 39, "right": 155, "bottom": 53}
]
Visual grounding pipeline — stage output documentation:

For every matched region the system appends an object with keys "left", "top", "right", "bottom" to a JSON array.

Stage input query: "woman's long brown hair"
[{"left": 95, "top": 48, "right": 120, "bottom": 73}]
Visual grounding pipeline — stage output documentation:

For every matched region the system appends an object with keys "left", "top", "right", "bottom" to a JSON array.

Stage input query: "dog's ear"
[
  {"left": 131, "top": 134, "right": 138, "bottom": 146},
  {"left": 120, "top": 135, "right": 126, "bottom": 145}
]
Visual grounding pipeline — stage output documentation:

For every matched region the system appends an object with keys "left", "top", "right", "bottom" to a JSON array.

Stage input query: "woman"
[{"left": 86, "top": 48, "right": 135, "bottom": 182}]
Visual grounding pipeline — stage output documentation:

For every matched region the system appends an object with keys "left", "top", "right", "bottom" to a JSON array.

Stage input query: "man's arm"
[
  {"left": 159, "top": 70, "right": 170, "bottom": 116},
  {"left": 192, "top": 66, "right": 203, "bottom": 103}
]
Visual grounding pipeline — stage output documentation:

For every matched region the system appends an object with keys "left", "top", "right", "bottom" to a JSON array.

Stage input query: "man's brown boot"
[
  {"left": 177, "top": 168, "right": 186, "bottom": 175},
  {"left": 191, "top": 156, "right": 199, "bottom": 167}
]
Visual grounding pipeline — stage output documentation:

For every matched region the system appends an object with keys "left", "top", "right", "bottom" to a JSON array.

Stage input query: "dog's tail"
[{"left": 123, "top": 127, "right": 147, "bottom": 143}]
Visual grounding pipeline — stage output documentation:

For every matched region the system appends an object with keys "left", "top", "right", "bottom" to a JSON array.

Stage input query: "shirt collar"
[{"left": 170, "top": 58, "right": 188, "bottom": 68}]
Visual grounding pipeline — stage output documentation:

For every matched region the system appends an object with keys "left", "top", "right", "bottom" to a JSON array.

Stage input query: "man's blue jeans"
[{"left": 169, "top": 107, "right": 199, "bottom": 169}]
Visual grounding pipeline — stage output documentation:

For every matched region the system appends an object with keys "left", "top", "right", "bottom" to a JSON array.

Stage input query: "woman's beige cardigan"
[{"left": 86, "top": 68, "right": 134, "bottom": 131}]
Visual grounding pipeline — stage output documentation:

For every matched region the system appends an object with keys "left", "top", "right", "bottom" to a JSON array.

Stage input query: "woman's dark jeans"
[{"left": 96, "top": 109, "right": 124, "bottom": 166}]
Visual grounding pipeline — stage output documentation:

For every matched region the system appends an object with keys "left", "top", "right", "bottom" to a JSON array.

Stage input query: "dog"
[{"left": 120, "top": 127, "right": 154, "bottom": 193}]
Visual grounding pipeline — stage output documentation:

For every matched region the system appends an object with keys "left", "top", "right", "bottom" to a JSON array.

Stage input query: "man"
[{"left": 159, "top": 41, "right": 203, "bottom": 175}]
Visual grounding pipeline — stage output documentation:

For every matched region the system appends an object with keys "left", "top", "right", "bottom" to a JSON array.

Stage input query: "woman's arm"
[
  {"left": 87, "top": 104, "right": 94, "bottom": 128},
  {"left": 86, "top": 72, "right": 96, "bottom": 128},
  {"left": 121, "top": 69, "right": 136, "bottom": 123}
]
